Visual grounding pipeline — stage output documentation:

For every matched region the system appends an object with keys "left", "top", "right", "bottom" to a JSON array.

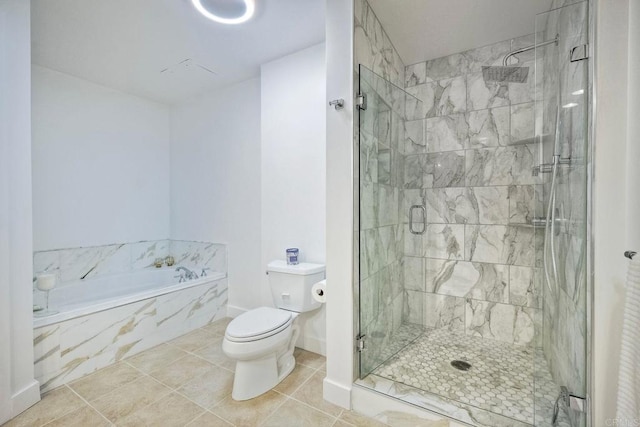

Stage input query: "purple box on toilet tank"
[{"left": 286, "top": 248, "right": 299, "bottom": 265}]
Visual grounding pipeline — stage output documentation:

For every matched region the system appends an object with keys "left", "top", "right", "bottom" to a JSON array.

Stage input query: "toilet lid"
[{"left": 226, "top": 307, "right": 292, "bottom": 340}]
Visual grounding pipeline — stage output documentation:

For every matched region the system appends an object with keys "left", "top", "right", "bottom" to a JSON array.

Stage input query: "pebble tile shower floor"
[{"left": 370, "top": 328, "right": 571, "bottom": 426}]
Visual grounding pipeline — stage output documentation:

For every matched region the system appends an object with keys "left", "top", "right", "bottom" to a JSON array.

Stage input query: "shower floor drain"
[{"left": 450, "top": 360, "right": 472, "bottom": 371}]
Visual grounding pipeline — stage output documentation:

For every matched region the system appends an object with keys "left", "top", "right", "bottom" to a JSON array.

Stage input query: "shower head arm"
[{"left": 503, "top": 34, "right": 559, "bottom": 66}]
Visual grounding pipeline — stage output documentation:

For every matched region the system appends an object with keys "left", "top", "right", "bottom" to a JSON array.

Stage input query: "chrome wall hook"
[{"left": 329, "top": 98, "right": 344, "bottom": 110}]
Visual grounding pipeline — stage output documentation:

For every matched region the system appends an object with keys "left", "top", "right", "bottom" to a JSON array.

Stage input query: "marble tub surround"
[
  {"left": 400, "top": 34, "right": 544, "bottom": 347},
  {"left": 33, "top": 239, "right": 227, "bottom": 285},
  {"left": 33, "top": 276, "right": 228, "bottom": 392}
]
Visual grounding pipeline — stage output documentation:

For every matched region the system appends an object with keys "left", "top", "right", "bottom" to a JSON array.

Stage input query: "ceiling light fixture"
[{"left": 191, "top": 0, "right": 255, "bottom": 24}]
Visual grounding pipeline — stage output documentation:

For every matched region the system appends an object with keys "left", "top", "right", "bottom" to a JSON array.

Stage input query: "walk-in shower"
[{"left": 354, "top": 1, "right": 591, "bottom": 426}]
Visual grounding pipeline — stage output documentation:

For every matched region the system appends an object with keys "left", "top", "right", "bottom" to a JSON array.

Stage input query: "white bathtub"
[
  {"left": 33, "top": 267, "right": 228, "bottom": 391},
  {"left": 34, "top": 267, "right": 225, "bottom": 328}
]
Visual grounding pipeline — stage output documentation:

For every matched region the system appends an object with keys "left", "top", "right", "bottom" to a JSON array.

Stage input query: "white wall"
[
  {"left": 260, "top": 43, "right": 327, "bottom": 352},
  {"left": 324, "top": 0, "right": 355, "bottom": 408},
  {"left": 170, "top": 78, "right": 263, "bottom": 312},
  {"left": 31, "top": 66, "right": 171, "bottom": 251},
  {"left": 0, "top": 0, "right": 40, "bottom": 422},
  {"left": 593, "top": 0, "right": 634, "bottom": 424}
]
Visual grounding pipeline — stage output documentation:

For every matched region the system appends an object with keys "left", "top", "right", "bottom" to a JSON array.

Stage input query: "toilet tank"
[{"left": 267, "top": 260, "right": 325, "bottom": 312}]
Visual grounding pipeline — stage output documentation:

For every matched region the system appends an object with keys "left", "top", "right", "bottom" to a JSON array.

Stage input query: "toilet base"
[{"left": 230, "top": 325, "right": 299, "bottom": 401}]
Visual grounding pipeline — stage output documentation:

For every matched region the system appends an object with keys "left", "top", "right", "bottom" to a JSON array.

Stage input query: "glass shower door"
[
  {"left": 357, "top": 65, "right": 423, "bottom": 377},
  {"left": 534, "top": 2, "right": 589, "bottom": 426}
]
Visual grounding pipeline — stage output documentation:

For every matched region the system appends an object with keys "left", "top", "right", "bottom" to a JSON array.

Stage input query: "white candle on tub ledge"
[{"left": 36, "top": 274, "right": 56, "bottom": 291}]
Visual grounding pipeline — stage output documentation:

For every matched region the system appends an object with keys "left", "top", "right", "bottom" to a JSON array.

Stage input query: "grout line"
[
  {"left": 61, "top": 384, "right": 115, "bottom": 426},
  {"left": 257, "top": 394, "right": 293, "bottom": 427}
]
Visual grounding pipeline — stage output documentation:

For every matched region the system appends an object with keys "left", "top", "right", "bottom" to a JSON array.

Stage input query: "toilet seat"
[{"left": 225, "top": 307, "right": 292, "bottom": 343}]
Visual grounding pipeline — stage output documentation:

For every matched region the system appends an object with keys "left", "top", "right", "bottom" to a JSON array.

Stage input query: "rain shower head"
[{"left": 482, "top": 66, "right": 529, "bottom": 83}]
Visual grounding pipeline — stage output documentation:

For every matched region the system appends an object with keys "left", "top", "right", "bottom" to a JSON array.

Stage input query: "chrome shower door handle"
[{"left": 409, "top": 205, "right": 426, "bottom": 235}]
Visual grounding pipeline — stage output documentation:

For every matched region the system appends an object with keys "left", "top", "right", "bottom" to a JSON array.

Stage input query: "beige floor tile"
[
  {"left": 116, "top": 392, "right": 204, "bottom": 427},
  {"left": 167, "top": 329, "right": 216, "bottom": 352},
  {"left": 91, "top": 376, "right": 171, "bottom": 423},
  {"left": 273, "top": 364, "right": 315, "bottom": 396},
  {"left": 319, "top": 362, "right": 327, "bottom": 373},
  {"left": 294, "top": 348, "right": 326, "bottom": 369},
  {"left": 193, "top": 336, "right": 236, "bottom": 371},
  {"left": 149, "top": 354, "right": 215, "bottom": 389},
  {"left": 210, "top": 390, "right": 286, "bottom": 426},
  {"left": 176, "top": 366, "right": 234, "bottom": 408},
  {"left": 383, "top": 412, "right": 451, "bottom": 427},
  {"left": 69, "top": 362, "right": 141, "bottom": 402},
  {"left": 200, "top": 317, "right": 232, "bottom": 336},
  {"left": 292, "top": 371, "right": 342, "bottom": 417},
  {"left": 339, "top": 410, "right": 389, "bottom": 427},
  {"left": 4, "top": 387, "right": 85, "bottom": 427},
  {"left": 185, "top": 411, "right": 233, "bottom": 426},
  {"left": 262, "top": 398, "right": 335, "bottom": 427},
  {"left": 43, "top": 406, "right": 110, "bottom": 427},
  {"left": 333, "top": 420, "right": 355, "bottom": 427},
  {"left": 126, "top": 344, "right": 189, "bottom": 374}
]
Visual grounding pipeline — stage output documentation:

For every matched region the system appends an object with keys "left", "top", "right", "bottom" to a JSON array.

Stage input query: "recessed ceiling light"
[{"left": 191, "top": 0, "right": 255, "bottom": 25}]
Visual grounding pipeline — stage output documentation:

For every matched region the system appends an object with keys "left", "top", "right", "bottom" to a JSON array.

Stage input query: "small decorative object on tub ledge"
[
  {"left": 154, "top": 258, "right": 163, "bottom": 268},
  {"left": 625, "top": 251, "right": 637, "bottom": 260},
  {"left": 165, "top": 255, "right": 175, "bottom": 266}
]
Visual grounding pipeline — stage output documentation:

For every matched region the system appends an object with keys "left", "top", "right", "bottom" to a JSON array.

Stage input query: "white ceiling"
[
  {"left": 31, "top": 0, "right": 325, "bottom": 104},
  {"left": 367, "top": 0, "right": 553, "bottom": 66}
]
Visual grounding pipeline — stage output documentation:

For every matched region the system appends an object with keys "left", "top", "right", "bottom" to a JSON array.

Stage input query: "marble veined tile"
[
  {"left": 466, "top": 106, "right": 510, "bottom": 148},
  {"left": 466, "top": 71, "right": 509, "bottom": 111},
  {"left": 421, "top": 77, "right": 467, "bottom": 118},
  {"left": 465, "top": 224, "right": 536, "bottom": 266},
  {"left": 403, "top": 257, "right": 424, "bottom": 291},
  {"left": 424, "top": 293, "right": 464, "bottom": 331},
  {"left": 466, "top": 299, "right": 538, "bottom": 346},
  {"left": 405, "top": 62, "right": 426, "bottom": 88},
  {"left": 404, "top": 119, "right": 425, "bottom": 155},
  {"left": 130, "top": 240, "right": 170, "bottom": 270},
  {"left": 425, "top": 114, "right": 468, "bottom": 152},
  {"left": 425, "top": 53, "right": 469, "bottom": 81},
  {"left": 58, "top": 244, "right": 131, "bottom": 282},
  {"left": 33, "top": 251, "right": 61, "bottom": 280},
  {"left": 425, "top": 224, "right": 464, "bottom": 260},
  {"left": 425, "top": 259, "right": 508, "bottom": 303},
  {"left": 510, "top": 265, "right": 542, "bottom": 308},
  {"left": 465, "top": 145, "right": 537, "bottom": 187},
  {"left": 511, "top": 102, "right": 535, "bottom": 144},
  {"left": 508, "top": 185, "right": 537, "bottom": 224},
  {"left": 424, "top": 151, "right": 466, "bottom": 188},
  {"left": 425, "top": 187, "right": 508, "bottom": 225}
]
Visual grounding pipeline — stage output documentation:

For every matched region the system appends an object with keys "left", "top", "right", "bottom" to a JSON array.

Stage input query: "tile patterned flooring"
[
  {"left": 4, "top": 318, "right": 386, "bottom": 427},
  {"left": 368, "top": 328, "right": 571, "bottom": 426}
]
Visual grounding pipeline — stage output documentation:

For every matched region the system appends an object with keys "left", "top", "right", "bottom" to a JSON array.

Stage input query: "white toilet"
[{"left": 222, "top": 260, "right": 325, "bottom": 400}]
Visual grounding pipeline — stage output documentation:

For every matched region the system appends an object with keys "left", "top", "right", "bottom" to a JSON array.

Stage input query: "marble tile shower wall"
[
  {"left": 33, "top": 239, "right": 227, "bottom": 285},
  {"left": 355, "top": 0, "right": 408, "bottom": 373},
  {"left": 401, "top": 36, "right": 544, "bottom": 347}
]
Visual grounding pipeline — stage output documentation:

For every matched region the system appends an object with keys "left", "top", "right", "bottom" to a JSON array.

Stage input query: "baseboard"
[
  {"left": 297, "top": 334, "right": 326, "bottom": 356},
  {"left": 323, "top": 377, "right": 351, "bottom": 409},
  {"left": 10, "top": 379, "right": 40, "bottom": 420}
]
